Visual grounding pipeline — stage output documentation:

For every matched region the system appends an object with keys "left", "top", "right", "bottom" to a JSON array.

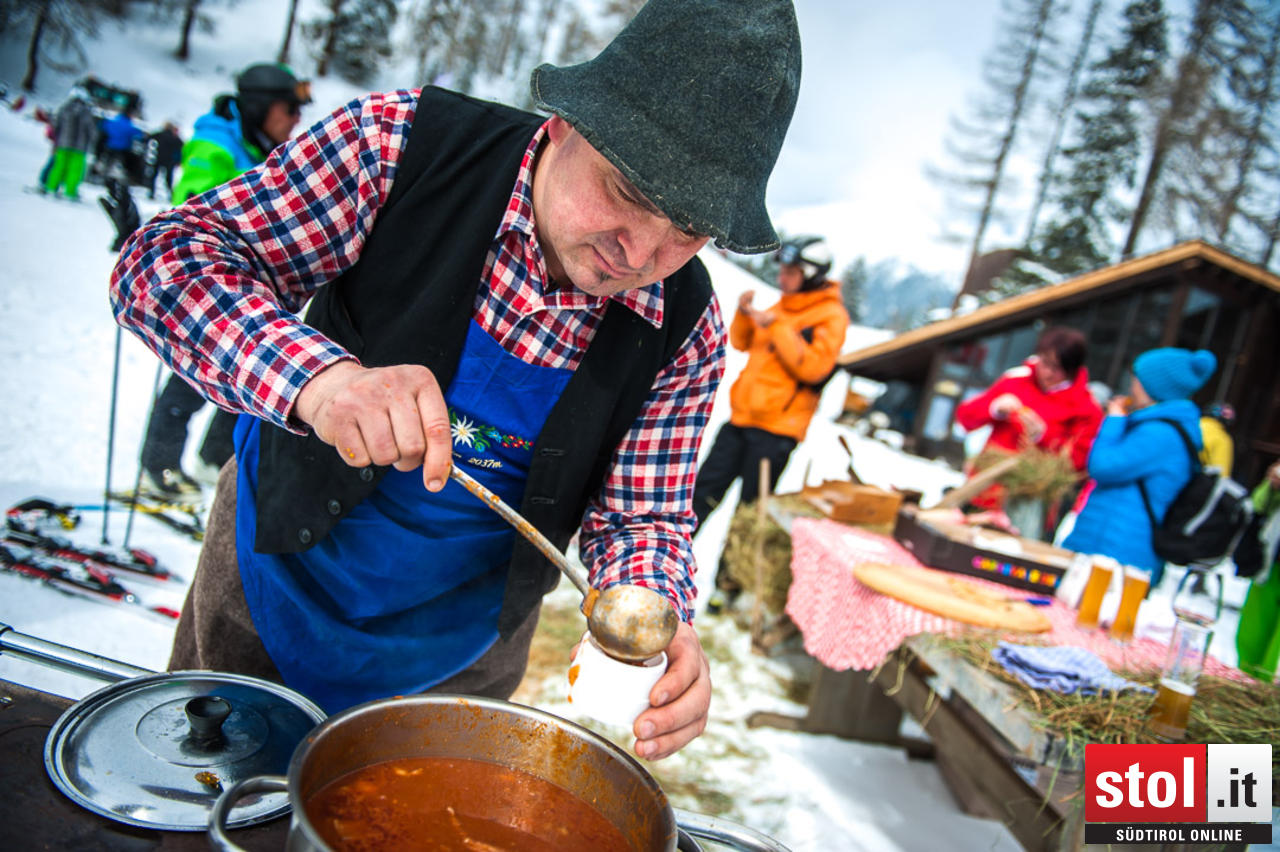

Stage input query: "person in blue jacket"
[
  {"left": 1063, "top": 348, "right": 1218, "bottom": 586},
  {"left": 99, "top": 108, "right": 145, "bottom": 182}
]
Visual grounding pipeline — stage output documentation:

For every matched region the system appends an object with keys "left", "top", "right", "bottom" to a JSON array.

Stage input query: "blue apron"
[{"left": 234, "top": 319, "right": 573, "bottom": 712}]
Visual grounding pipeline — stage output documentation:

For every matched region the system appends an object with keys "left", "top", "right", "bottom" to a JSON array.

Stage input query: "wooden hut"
[{"left": 838, "top": 241, "right": 1280, "bottom": 486}]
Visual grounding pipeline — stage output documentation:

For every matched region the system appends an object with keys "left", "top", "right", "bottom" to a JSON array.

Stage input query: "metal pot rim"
[{"left": 282, "top": 693, "right": 673, "bottom": 851}]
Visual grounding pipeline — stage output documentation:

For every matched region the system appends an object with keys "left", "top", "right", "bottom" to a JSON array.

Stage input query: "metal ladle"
[{"left": 449, "top": 465, "right": 678, "bottom": 663}]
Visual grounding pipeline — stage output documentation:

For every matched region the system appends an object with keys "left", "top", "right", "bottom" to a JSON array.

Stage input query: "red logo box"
[{"left": 1086, "top": 744, "right": 1207, "bottom": 823}]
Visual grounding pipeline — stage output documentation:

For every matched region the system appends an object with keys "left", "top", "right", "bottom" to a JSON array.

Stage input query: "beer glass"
[
  {"left": 1108, "top": 567, "right": 1151, "bottom": 642},
  {"left": 1147, "top": 618, "right": 1211, "bottom": 741},
  {"left": 1146, "top": 568, "right": 1222, "bottom": 741},
  {"left": 1075, "top": 557, "right": 1115, "bottom": 629}
]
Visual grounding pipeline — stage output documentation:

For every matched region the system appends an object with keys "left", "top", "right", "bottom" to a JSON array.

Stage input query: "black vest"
[{"left": 253, "top": 88, "right": 713, "bottom": 636}]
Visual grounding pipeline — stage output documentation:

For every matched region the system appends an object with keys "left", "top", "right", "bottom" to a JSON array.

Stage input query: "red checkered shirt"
[{"left": 109, "top": 89, "right": 726, "bottom": 620}]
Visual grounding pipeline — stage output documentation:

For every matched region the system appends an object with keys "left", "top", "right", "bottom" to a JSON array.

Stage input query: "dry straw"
[
  {"left": 721, "top": 498, "right": 797, "bottom": 615},
  {"left": 940, "top": 636, "right": 1280, "bottom": 770},
  {"left": 973, "top": 447, "right": 1082, "bottom": 506}
]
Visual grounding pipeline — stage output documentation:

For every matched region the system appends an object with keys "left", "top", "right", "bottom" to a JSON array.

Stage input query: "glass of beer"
[
  {"left": 1147, "top": 678, "right": 1196, "bottom": 741},
  {"left": 1109, "top": 567, "right": 1151, "bottom": 642},
  {"left": 1075, "top": 557, "right": 1115, "bottom": 629},
  {"left": 1146, "top": 617, "right": 1212, "bottom": 741}
]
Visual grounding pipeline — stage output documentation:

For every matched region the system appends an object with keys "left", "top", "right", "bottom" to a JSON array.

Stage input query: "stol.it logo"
[{"left": 1085, "top": 743, "right": 1273, "bottom": 845}]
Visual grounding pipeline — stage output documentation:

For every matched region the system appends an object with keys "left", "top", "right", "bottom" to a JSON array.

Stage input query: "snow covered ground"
[{"left": 0, "top": 6, "right": 1265, "bottom": 851}]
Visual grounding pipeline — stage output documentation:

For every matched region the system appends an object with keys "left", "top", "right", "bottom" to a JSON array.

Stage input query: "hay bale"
[{"left": 721, "top": 501, "right": 793, "bottom": 615}]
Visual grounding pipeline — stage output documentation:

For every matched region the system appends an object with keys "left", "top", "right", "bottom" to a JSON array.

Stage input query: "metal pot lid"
[{"left": 44, "top": 669, "right": 325, "bottom": 832}]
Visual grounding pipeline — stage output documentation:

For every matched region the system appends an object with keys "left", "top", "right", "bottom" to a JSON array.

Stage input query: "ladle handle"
[
  {"left": 0, "top": 621, "right": 154, "bottom": 683},
  {"left": 448, "top": 465, "right": 591, "bottom": 599}
]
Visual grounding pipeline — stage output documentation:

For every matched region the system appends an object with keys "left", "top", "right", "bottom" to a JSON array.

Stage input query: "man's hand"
[
  {"left": 1106, "top": 396, "right": 1130, "bottom": 417},
  {"left": 1017, "top": 407, "right": 1046, "bottom": 443},
  {"left": 737, "top": 290, "right": 755, "bottom": 313},
  {"left": 632, "top": 621, "right": 710, "bottom": 760},
  {"left": 294, "top": 361, "right": 453, "bottom": 490},
  {"left": 990, "top": 393, "right": 1022, "bottom": 419}
]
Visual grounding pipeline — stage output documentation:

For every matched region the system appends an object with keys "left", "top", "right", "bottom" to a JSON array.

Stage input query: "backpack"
[{"left": 1137, "top": 418, "right": 1254, "bottom": 567}]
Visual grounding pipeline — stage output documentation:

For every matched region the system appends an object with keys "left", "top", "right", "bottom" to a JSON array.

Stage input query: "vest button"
[
  {"left": 298, "top": 527, "right": 313, "bottom": 545},
  {"left": 359, "top": 466, "right": 374, "bottom": 482},
  {"left": 327, "top": 499, "right": 342, "bottom": 516}
]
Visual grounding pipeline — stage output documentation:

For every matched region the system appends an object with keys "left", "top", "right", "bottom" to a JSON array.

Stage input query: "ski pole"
[
  {"left": 124, "top": 360, "right": 166, "bottom": 550},
  {"left": 102, "top": 325, "right": 123, "bottom": 544}
]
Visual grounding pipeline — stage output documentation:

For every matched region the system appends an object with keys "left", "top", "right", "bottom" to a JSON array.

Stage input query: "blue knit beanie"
[{"left": 1133, "top": 348, "right": 1217, "bottom": 402}]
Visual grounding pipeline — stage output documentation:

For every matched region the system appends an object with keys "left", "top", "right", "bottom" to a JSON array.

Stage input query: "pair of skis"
[
  {"left": 1, "top": 499, "right": 182, "bottom": 620},
  {"left": 106, "top": 490, "right": 206, "bottom": 541}
]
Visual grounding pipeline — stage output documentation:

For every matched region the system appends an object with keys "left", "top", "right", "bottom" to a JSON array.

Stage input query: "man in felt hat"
[{"left": 111, "top": 0, "right": 801, "bottom": 760}]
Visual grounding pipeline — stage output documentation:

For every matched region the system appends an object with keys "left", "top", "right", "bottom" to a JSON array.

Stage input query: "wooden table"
[
  {"left": 749, "top": 505, "right": 1252, "bottom": 852},
  {"left": 0, "top": 678, "right": 290, "bottom": 850}
]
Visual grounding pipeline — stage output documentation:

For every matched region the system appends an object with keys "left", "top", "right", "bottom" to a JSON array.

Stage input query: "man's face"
[
  {"left": 777, "top": 264, "right": 805, "bottom": 293},
  {"left": 262, "top": 99, "right": 302, "bottom": 147},
  {"left": 531, "top": 116, "right": 709, "bottom": 298}
]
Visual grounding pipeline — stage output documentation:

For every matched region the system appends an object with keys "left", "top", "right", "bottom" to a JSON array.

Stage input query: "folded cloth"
[{"left": 992, "top": 642, "right": 1154, "bottom": 695}]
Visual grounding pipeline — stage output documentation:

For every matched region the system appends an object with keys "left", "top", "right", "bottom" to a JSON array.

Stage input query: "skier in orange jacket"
[{"left": 693, "top": 236, "right": 849, "bottom": 611}]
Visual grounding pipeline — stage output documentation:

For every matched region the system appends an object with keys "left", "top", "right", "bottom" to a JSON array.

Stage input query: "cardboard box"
[
  {"left": 801, "top": 480, "right": 904, "bottom": 526},
  {"left": 892, "top": 505, "right": 1074, "bottom": 594}
]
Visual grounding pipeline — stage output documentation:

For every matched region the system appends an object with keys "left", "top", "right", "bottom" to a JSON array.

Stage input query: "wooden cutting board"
[{"left": 851, "top": 561, "right": 1052, "bottom": 632}]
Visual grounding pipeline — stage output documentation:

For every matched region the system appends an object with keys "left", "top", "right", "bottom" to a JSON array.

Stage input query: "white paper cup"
[{"left": 566, "top": 633, "right": 667, "bottom": 729}]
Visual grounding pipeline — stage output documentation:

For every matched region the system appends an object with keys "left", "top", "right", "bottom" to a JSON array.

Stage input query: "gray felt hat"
[{"left": 530, "top": 0, "right": 801, "bottom": 254}]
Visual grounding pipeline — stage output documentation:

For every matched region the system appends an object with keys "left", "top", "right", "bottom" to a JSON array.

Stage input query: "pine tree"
[
  {"left": 174, "top": 0, "right": 198, "bottom": 60},
  {"left": 927, "top": 0, "right": 1067, "bottom": 282},
  {"left": 489, "top": 0, "right": 525, "bottom": 77},
  {"left": 1033, "top": 0, "right": 1168, "bottom": 275},
  {"left": 1215, "top": 7, "right": 1280, "bottom": 246},
  {"left": 406, "top": 0, "right": 458, "bottom": 87},
  {"left": 307, "top": 0, "right": 398, "bottom": 85},
  {"left": 277, "top": 0, "right": 300, "bottom": 64},
  {"left": 839, "top": 258, "right": 867, "bottom": 326},
  {"left": 1261, "top": 195, "right": 1280, "bottom": 267},
  {"left": 1158, "top": 2, "right": 1280, "bottom": 261},
  {"left": 1122, "top": 0, "right": 1226, "bottom": 256},
  {"left": 12, "top": 0, "right": 125, "bottom": 90},
  {"left": 1023, "top": 0, "right": 1105, "bottom": 243}
]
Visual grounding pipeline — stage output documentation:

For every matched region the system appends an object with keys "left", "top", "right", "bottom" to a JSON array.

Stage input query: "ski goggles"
[{"left": 776, "top": 243, "right": 804, "bottom": 265}]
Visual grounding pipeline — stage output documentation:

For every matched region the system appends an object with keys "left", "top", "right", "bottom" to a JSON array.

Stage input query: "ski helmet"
[
  {"left": 236, "top": 63, "right": 311, "bottom": 106},
  {"left": 234, "top": 62, "right": 311, "bottom": 141},
  {"left": 777, "top": 236, "right": 833, "bottom": 290}
]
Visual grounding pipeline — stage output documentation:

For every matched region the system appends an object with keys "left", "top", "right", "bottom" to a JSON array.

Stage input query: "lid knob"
[{"left": 184, "top": 696, "right": 231, "bottom": 747}]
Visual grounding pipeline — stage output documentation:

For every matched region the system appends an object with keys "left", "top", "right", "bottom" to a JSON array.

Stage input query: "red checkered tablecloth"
[{"left": 785, "top": 517, "right": 1248, "bottom": 681}]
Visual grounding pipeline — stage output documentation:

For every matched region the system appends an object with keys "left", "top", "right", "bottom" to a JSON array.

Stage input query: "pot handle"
[
  {"left": 208, "top": 775, "right": 289, "bottom": 852},
  {"left": 674, "top": 807, "right": 793, "bottom": 852}
]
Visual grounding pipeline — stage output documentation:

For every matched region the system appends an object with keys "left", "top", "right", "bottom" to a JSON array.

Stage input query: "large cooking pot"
[
  {"left": 209, "top": 694, "right": 790, "bottom": 852},
  {"left": 0, "top": 623, "right": 789, "bottom": 852}
]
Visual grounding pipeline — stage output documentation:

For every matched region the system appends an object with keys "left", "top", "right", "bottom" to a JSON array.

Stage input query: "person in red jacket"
[{"left": 954, "top": 326, "right": 1102, "bottom": 515}]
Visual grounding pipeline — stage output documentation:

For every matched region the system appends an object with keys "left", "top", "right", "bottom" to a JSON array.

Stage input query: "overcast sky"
[
  {"left": 767, "top": 0, "right": 1007, "bottom": 284},
  {"left": 768, "top": 0, "right": 1195, "bottom": 286}
]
